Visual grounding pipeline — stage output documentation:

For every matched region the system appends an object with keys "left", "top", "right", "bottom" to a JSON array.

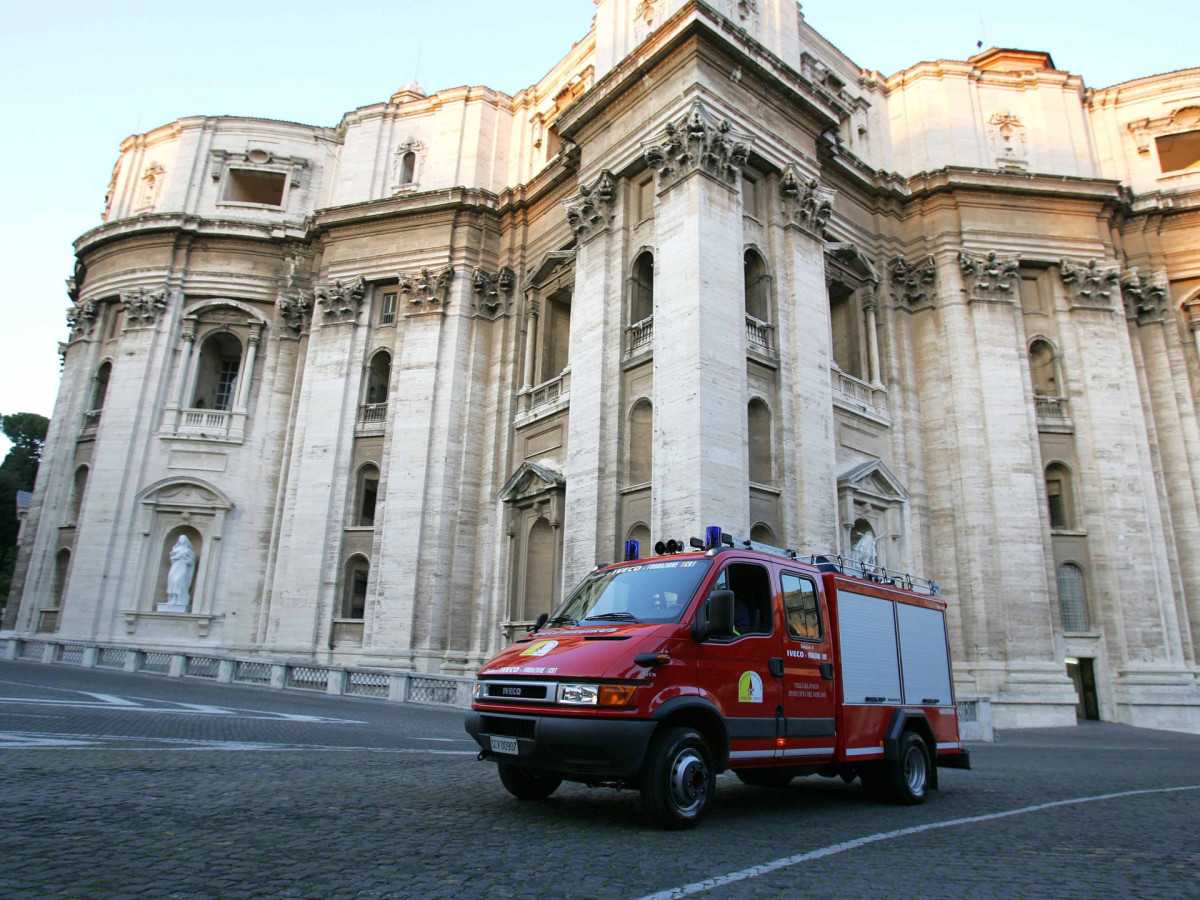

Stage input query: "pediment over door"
[
  {"left": 837, "top": 459, "right": 908, "bottom": 505},
  {"left": 499, "top": 462, "right": 565, "bottom": 504}
]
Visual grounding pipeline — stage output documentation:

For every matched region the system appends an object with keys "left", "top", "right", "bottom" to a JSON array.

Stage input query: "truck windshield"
[{"left": 550, "top": 559, "right": 712, "bottom": 625}]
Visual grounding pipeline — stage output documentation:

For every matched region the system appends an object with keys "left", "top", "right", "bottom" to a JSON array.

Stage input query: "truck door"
[
  {"left": 697, "top": 559, "right": 783, "bottom": 767},
  {"left": 778, "top": 570, "right": 837, "bottom": 762}
]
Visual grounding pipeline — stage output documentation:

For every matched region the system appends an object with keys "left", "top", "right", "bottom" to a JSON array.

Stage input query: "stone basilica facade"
[{"left": 7, "top": 0, "right": 1200, "bottom": 732}]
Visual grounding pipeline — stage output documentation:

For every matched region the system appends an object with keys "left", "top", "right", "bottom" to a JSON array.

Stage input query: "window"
[
  {"left": 750, "top": 523, "right": 776, "bottom": 545},
  {"left": 191, "top": 333, "right": 243, "bottom": 411},
  {"left": 71, "top": 466, "right": 89, "bottom": 523},
  {"left": 1156, "top": 130, "right": 1200, "bottom": 173},
  {"left": 1019, "top": 271, "right": 1048, "bottom": 314},
  {"left": 53, "top": 549, "right": 71, "bottom": 609},
  {"left": 710, "top": 563, "right": 772, "bottom": 637},
  {"left": 223, "top": 169, "right": 286, "bottom": 206},
  {"left": 399, "top": 152, "right": 417, "bottom": 185},
  {"left": 1029, "top": 340, "right": 1059, "bottom": 397},
  {"left": 91, "top": 362, "right": 111, "bottom": 413},
  {"left": 539, "top": 291, "right": 571, "bottom": 381},
  {"left": 1045, "top": 463, "right": 1074, "bottom": 530},
  {"left": 748, "top": 399, "right": 773, "bottom": 485},
  {"left": 628, "top": 399, "right": 652, "bottom": 486},
  {"left": 355, "top": 464, "right": 379, "bottom": 527},
  {"left": 365, "top": 351, "right": 391, "bottom": 405},
  {"left": 1057, "top": 563, "right": 1090, "bottom": 632},
  {"left": 630, "top": 252, "right": 654, "bottom": 324},
  {"left": 522, "top": 518, "right": 556, "bottom": 621},
  {"left": 782, "top": 572, "right": 821, "bottom": 640},
  {"left": 379, "top": 291, "right": 398, "bottom": 326},
  {"left": 637, "top": 177, "right": 655, "bottom": 222},
  {"left": 342, "top": 556, "right": 369, "bottom": 619},
  {"left": 829, "top": 281, "right": 863, "bottom": 378},
  {"left": 744, "top": 249, "right": 769, "bottom": 322},
  {"left": 743, "top": 175, "right": 759, "bottom": 218}
]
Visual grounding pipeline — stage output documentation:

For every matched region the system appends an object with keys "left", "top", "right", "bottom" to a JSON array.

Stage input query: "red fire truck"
[{"left": 465, "top": 527, "right": 971, "bottom": 828}]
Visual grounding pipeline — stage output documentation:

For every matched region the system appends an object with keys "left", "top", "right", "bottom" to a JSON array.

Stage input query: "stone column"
[
  {"left": 233, "top": 326, "right": 262, "bottom": 412},
  {"left": 170, "top": 325, "right": 198, "bottom": 410},
  {"left": 863, "top": 289, "right": 882, "bottom": 388}
]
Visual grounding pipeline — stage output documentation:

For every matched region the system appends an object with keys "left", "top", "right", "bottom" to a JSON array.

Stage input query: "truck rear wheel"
[
  {"left": 862, "top": 730, "right": 930, "bottom": 805},
  {"left": 498, "top": 763, "right": 562, "bottom": 801},
  {"left": 640, "top": 726, "right": 715, "bottom": 829}
]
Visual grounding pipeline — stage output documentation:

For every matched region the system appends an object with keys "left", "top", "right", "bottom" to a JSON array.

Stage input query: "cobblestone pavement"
[{"left": 2, "top": 659, "right": 1198, "bottom": 899}]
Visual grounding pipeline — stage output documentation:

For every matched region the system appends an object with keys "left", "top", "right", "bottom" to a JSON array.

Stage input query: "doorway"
[{"left": 1065, "top": 657, "right": 1100, "bottom": 721}]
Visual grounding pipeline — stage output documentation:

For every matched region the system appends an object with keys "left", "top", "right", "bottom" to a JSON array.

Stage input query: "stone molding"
[
  {"left": 391, "top": 139, "right": 426, "bottom": 194},
  {"left": 121, "top": 286, "right": 169, "bottom": 328},
  {"left": 1059, "top": 258, "right": 1121, "bottom": 311},
  {"left": 399, "top": 266, "right": 454, "bottom": 311},
  {"left": 888, "top": 255, "right": 938, "bottom": 311},
  {"left": 780, "top": 165, "right": 834, "bottom": 236},
  {"left": 65, "top": 298, "right": 99, "bottom": 341},
  {"left": 643, "top": 100, "right": 751, "bottom": 193},
  {"left": 472, "top": 266, "right": 515, "bottom": 314},
  {"left": 315, "top": 277, "right": 366, "bottom": 325},
  {"left": 959, "top": 250, "right": 1020, "bottom": 304},
  {"left": 210, "top": 148, "right": 309, "bottom": 192},
  {"left": 563, "top": 170, "right": 616, "bottom": 240},
  {"left": 276, "top": 292, "right": 313, "bottom": 336},
  {"left": 1121, "top": 269, "right": 1170, "bottom": 322}
]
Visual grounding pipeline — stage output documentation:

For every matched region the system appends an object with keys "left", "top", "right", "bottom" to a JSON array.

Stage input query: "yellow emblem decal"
[
  {"left": 519, "top": 640, "right": 559, "bottom": 658},
  {"left": 738, "top": 670, "right": 764, "bottom": 703}
]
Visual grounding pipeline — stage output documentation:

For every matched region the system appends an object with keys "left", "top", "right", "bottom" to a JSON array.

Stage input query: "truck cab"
[{"left": 465, "top": 528, "right": 970, "bottom": 828}]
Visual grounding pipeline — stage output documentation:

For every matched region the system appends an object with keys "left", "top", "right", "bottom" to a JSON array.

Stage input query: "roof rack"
[{"left": 799, "top": 554, "right": 941, "bottom": 597}]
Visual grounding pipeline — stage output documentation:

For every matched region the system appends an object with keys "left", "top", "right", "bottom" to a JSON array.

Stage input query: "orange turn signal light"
[{"left": 598, "top": 684, "right": 638, "bottom": 707}]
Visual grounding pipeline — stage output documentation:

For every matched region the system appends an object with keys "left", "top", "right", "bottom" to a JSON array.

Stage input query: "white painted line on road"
[
  {"left": 78, "top": 692, "right": 142, "bottom": 706},
  {"left": 631, "top": 784, "right": 1200, "bottom": 900},
  {"left": 0, "top": 730, "right": 476, "bottom": 754},
  {"left": 0, "top": 733, "right": 101, "bottom": 748},
  {"left": 0, "top": 697, "right": 366, "bottom": 725}
]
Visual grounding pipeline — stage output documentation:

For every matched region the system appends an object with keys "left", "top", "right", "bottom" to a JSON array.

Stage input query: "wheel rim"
[
  {"left": 903, "top": 745, "right": 927, "bottom": 794},
  {"left": 668, "top": 747, "right": 709, "bottom": 815}
]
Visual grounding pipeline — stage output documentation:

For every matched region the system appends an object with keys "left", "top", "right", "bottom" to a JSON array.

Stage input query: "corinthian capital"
[
  {"left": 399, "top": 266, "right": 455, "bottom": 310},
  {"left": 120, "top": 286, "right": 169, "bottom": 327},
  {"left": 1059, "top": 258, "right": 1120, "bottom": 311},
  {"left": 315, "top": 277, "right": 366, "bottom": 325},
  {"left": 779, "top": 165, "right": 834, "bottom": 235},
  {"left": 888, "top": 256, "right": 938, "bottom": 310},
  {"left": 1120, "top": 268, "right": 1169, "bottom": 322},
  {"left": 643, "top": 100, "right": 751, "bottom": 193},
  {"left": 959, "top": 250, "right": 1020, "bottom": 303},
  {"left": 563, "top": 170, "right": 617, "bottom": 240}
]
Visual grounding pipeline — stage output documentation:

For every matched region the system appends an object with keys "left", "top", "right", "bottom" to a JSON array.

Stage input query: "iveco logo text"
[{"left": 501, "top": 687, "right": 522, "bottom": 696}]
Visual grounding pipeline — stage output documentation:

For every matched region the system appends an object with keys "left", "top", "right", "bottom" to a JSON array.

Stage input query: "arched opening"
[
  {"left": 630, "top": 251, "right": 654, "bottom": 324},
  {"left": 91, "top": 362, "right": 112, "bottom": 413},
  {"left": 523, "top": 518, "right": 556, "bottom": 621},
  {"left": 750, "top": 523, "right": 776, "bottom": 546},
  {"left": 154, "top": 525, "right": 202, "bottom": 612},
  {"left": 341, "top": 555, "right": 370, "bottom": 619},
  {"left": 628, "top": 399, "right": 653, "bottom": 486},
  {"left": 191, "top": 332, "right": 243, "bottom": 411},
  {"left": 1045, "top": 463, "right": 1075, "bottom": 530},
  {"left": 355, "top": 464, "right": 379, "bottom": 527},
  {"left": 1029, "top": 339, "right": 1060, "bottom": 397},
  {"left": 400, "top": 151, "right": 416, "bottom": 184},
  {"left": 53, "top": 548, "right": 71, "bottom": 609},
  {"left": 1057, "top": 562, "right": 1090, "bottom": 632},
  {"left": 365, "top": 350, "right": 391, "bottom": 405},
  {"left": 850, "top": 519, "right": 877, "bottom": 566},
  {"left": 71, "top": 465, "right": 89, "bottom": 523},
  {"left": 744, "top": 249, "right": 769, "bottom": 322},
  {"left": 748, "top": 399, "right": 773, "bottom": 485}
]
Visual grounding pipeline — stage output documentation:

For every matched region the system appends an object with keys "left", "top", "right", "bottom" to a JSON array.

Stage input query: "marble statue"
[{"left": 158, "top": 535, "right": 196, "bottom": 612}]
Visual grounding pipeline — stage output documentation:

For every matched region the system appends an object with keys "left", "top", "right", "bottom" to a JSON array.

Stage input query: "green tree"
[{"left": 0, "top": 412, "right": 50, "bottom": 588}]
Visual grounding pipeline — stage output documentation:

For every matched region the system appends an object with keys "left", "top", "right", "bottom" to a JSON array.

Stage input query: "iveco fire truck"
[{"left": 465, "top": 527, "right": 971, "bottom": 828}]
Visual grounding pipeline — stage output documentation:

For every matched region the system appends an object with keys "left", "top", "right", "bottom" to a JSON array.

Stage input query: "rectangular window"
[
  {"left": 782, "top": 573, "right": 822, "bottom": 641},
  {"left": 743, "top": 176, "right": 759, "bottom": 219},
  {"left": 637, "top": 177, "right": 655, "bottom": 222},
  {"left": 223, "top": 169, "right": 287, "bottom": 206},
  {"left": 379, "top": 291, "right": 397, "bottom": 325},
  {"left": 214, "top": 361, "right": 239, "bottom": 411},
  {"left": 1019, "top": 272, "right": 1046, "bottom": 315},
  {"left": 360, "top": 479, "right": 378, "bottom": 527},
  {"left": 711, "top": 563, "right": 773, "bottom": 636},
  {"left": 1156, "top": 131, "right": 1200, "bottom": 173},
  {"left": 350, "top": 571, "right": 368, "bottom": 618}
]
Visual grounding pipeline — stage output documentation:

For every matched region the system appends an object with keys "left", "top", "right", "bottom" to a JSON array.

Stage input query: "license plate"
[{"left": 490, "top": 736, "right": 519, "bottom": 755}]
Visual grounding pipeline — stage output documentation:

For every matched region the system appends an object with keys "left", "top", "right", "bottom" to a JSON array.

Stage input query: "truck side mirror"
[
  {"left": 692, "top": 589, "right": 734, "bottom": 642},
  {"left": 531, "top": 612, "right": 549, "bottom": 633}
]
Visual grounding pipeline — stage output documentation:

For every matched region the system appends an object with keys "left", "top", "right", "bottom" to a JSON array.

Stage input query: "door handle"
[
  {"left": 769, "top": 657, "right": 785, "bottom": 677},
  {"left": 820, "top": 661, "right": 834, "bottom": 680}
]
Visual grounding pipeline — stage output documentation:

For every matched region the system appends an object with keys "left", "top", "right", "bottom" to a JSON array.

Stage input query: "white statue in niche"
[
  {"left": 851, "top": 530, "right": 878, "bottom": 569},
  {"left": 158, "top": 535, "right": 197, "bottom": 612}
]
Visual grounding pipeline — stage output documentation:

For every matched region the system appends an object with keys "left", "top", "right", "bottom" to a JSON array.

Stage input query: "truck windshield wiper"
[
  {"left": 547, "top": 614, "right": 578, "bottom": 626},
  {"left": 583, "top": 611, "right": 643, "bottom": 622}
]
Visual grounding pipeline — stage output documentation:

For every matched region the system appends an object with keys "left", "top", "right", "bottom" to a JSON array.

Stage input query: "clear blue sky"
[{"left": 0, "top": 0, "right": 1192, "bottom": 455}]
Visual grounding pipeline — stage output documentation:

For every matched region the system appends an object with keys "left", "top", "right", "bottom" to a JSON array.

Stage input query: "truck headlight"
[
  {"left": 472, "top": 681, "right": 482, "bottom": 700},
  {"left": 556, "top": 683, "right": 637, "bottom": 707}
]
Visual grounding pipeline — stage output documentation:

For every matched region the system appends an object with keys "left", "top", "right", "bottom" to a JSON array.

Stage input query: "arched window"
[
  {"left": 91, "top": 362, "right": 112, "bottom": 413},
  {"left": 355, "top": 464, "right": 379, "bottom": 527},
  {"left": 400, "top": 151, "right": 416, "bottom": 185},
  {"left": 53, "top": 548, "right": 71, "bottom": 609},
  {"left": 1057, "top": 563, "right": 1090, "bottom": 632},
  {"left": 1029, "top": 340, "right": 1060, "bottom": 397},
  {"left": 750, "top": 523, "right": 776, "bottom": 546},
  {"left": 630, "top": 252, "right": 654, "bottom": 324},
  {"left": 748, "top": 399, "right": 773, "bottom": 485},
  {"left": 342, "top": 555, "right": 370, "bottom": 619},
  {"left": 628, "top": 399, "right": 653, "bottom": 485},
  {"left": 366, "top": 351, "right": 391, "bottom": 405},
  {"left": 71, "top": 465, "right": 89, "bottom": 523},
  {"left": 191, "top": 333, "right": 243, "bottom": 411},
  {"left": 744, "top": 249, "right": 769, "bottom": 322},
  {"left": 523, "top": 518, "right": 556, "bottom": 621},
  {"left": 1045, "top": 463, "right": 1075, "bottom": 530}
]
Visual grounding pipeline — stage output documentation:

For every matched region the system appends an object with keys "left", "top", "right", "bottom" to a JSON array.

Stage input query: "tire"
[
  {"left": 498, "top": 763, "right": 562, "bottom": 801},
  {"left": 862, "top": 731, "right": 930, "bottom": 805},
  {"left": 640, "top": 726, "right": 716, "bottom": 829},
  {"left": 735, "top": 768, "right": 794, "bottom": 788}
]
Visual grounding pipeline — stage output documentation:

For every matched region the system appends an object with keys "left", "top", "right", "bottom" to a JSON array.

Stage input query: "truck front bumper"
[{"left": 465, "top": 709, "right": 657, "bottom": 780}]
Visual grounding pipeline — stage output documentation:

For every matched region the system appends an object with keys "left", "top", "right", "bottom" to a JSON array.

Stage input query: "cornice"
[
  {"left": 75, "top": 214, "right": 308, "bottom": 255},
  {"left": 310, "top": 187, "right": 502, "bottom": 234},
  {"left": 904, "top": 167, "right": 1125, "bottom": 204}
]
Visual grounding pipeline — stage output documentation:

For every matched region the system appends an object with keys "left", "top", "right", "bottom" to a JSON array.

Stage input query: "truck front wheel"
[
  {"left": 862, "top": 730, "right": 930, "bottom": 805},
  {"left": 498, "top": 763, "right": 562, "bottom": 801},
  {"left": 640, "top": 726, "right": 716, "bottom": 829}
]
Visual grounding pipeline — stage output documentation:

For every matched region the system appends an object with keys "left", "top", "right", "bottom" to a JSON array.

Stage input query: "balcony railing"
[
  {"left": 745, "top": 315, "right": 775, "bottom": 354},
  {"left": 625, "top": 316, "right": 653, "bottom": 356},
  {"left": 357, "top": 402, "right": 387, "bottom": 433},
  {"left": 1035, "top": 396, "right": 1070, "bottom": 419},
  {"left": 831, "top": 368, "right": 888, "bottom": 418},
  {"left": 518, "top": 369, "right": 571, "bottom": 419},
  {"left": 176, "top": 409, "right": 233, "bottom": 438},
  {"left": 80, "top": 409, "right": 102, "bottom": 436}
]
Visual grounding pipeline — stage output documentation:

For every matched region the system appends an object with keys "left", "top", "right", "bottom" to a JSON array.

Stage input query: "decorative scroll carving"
[
  {"left": 986, "top": 112, "right": 1029, "bottom": 171},
  {"left": 779, "top": 165, "right": 834, "bottom": 235},
  {"left": 563, "top": 170, "right": 617, "bottom": 239},
  {"left": 66, "top": 298, "right": 99, "bottom": 340},
  {"left": 1121, "top": 269, "right": 1169, "bottom": 321},
  {"left": 959, "top": 250, "right": 1020, "bottom": 303},
  {"left": 1059, "top": 258, "right": 1120, "bottom": 311},
  {"left": 391, "top": 139, "right": 426, "bottom": 192},
  {"left": 472, "top": 266, "right": 515, "bottom": 314},
  {"left": 315, "top": 277, "right": 366, "bottom": 324},
  {"left": 121, "top": 287, "right": 168, "bottom": 327},
  {"left": 888, "top": 256, "right": 938, "bottom": 310},
  {"left": 643, "top": 100, "right": 751, "bottom": 193},
  {"left": 399, "top": 267, "right": 454, "bottom": 310}
]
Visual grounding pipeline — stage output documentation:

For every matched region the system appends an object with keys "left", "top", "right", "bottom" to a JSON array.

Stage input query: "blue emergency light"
[
  {"left": 705, "top": 525, "right": 722, "bottom": 550},
  {"left": 624, "top": 539, "right": 640, "bottom": 561}
]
